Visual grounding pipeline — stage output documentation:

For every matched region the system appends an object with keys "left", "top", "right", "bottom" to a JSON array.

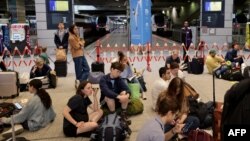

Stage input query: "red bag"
[{"left": 188, "top": 129, "right": 213, "bottom": 141}]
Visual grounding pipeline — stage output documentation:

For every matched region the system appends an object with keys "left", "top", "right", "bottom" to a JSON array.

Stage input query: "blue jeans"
[
  {"left": 73, "top": 56, "right": 90, "bottom": 82},
  {"left": 164, "top": 116, "right": 200, "bottom": 136}
]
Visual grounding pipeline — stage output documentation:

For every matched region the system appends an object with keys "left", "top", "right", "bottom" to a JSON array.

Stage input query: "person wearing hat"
[{"left": 205, "top": 49, "right": 225, "bottom": 75}]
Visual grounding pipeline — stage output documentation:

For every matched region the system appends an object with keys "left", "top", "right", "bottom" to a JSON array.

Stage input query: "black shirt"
[
  {"left": 63, "top": 94, "right": 92, "bottom": 127},
  {"left": 165, "top": 56, "right": 180, "bottom": 67}
]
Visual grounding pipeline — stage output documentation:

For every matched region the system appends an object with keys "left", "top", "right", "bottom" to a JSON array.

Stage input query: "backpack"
[
  {"left": 243, "top": 66, "right": 250, "bottom": 79},
  {"left": 90, "top": 113, "right": 131, "bottom": 141}
]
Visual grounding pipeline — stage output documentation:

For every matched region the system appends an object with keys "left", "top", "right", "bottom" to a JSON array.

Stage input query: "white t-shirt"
[
  {"left": 151, "top": 78, "right": 169, "bottom": 110},
  {"left": 170, "top": 70, "right": 185, "bottom": 82}
]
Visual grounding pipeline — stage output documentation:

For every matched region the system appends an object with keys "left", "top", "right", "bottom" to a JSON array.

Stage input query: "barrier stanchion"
[{"left": 146, "top": 42, "right": 151, "bottom": 72}]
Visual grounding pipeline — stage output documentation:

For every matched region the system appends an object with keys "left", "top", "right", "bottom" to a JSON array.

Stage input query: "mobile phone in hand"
[
  {"left": 14, "top": 103, "right": 22, "bottom": 110},
  {"left": 182, "top": 122, "right": 193, "bottom": 133}
]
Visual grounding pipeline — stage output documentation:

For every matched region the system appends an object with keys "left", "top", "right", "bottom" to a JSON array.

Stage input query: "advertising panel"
[{"left": 130, "top": 0, "right": 152, "bottom": 46}]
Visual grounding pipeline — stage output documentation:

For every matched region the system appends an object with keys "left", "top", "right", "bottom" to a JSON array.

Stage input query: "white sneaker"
[
  {"left": 75, "top": 80, "right": 80, "bottom": 89},
  {"left": 2, "top": 124, "right": 24, "bottom": 138},
  {"left": 141, "top": 93, "right": 147, "bottom": 100}
]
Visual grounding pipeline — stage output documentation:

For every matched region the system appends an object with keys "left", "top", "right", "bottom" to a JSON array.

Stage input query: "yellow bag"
[{"left": 56, "top": 49, "right": 66, "bottom": 61}]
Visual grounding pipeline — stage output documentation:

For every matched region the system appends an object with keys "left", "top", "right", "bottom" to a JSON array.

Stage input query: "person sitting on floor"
[
  {"left": 30, "top": 57, "right": 52, "bottom": 79},
  {"left": 170, "top": 62, "right": 185, "bottom": 81},
  {"left": 63, "top": 81, "right": 103, "bottom": 137},
  {"left": 225, "top": 43, "right": 244, "bottom": 67},
  {"left": 151, "top": 66, "right": 171, "bottom": 111},
  {"left": 160, "top": 77, "right": 200, "bottom": 140},
  {"left": 117, "top": 51, "right": 147, "bottom": 100},
  {"left": 137, "top": 94, "right": 184, "bottom": 141},
  {"left": 165, "top": 50, "right": 180, "bottom": 69},
  {"left": 206, "top": 49, "right": 228, "bottom": 77},
  {"left": 0, "top": 79, "right": 56, "bottom": 138},
  {"left": 39, "top": 47, "right": 50, "bottom": 65},
  {"left": 99, "top": 62, "right": 131, "bottom": 123}
]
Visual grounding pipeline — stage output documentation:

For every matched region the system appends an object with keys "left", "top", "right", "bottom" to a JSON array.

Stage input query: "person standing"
[
  {"left": 181, "top": 21, "right": 192, "bottom": 64},
  {"left": 54, "top": 22, "right": 69, "bottom": 54},
  {"left": 68, "top": 24, "right": 90, "bottom": 88}
]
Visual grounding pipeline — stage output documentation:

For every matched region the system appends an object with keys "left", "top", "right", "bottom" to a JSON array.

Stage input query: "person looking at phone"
[
  {"left": 63, "top": 81, "right": 103, "bottom": 137},
  {"left": 0, "top": 79, "right": 56, "bottom": 138},
  {"left": 160, "top": 77, "right": 200, "bottom": 139},
  {"left": 137, "top": 95, "right": 184, "bottom": 141}
]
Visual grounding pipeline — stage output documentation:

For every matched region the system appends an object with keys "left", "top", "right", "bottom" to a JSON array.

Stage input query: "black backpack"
[
  {"left": 90, "top": 113, "right": 131, "bottom": 141},
  {"left": 243, "top": 66, "right": 250, "bottom": 79}
]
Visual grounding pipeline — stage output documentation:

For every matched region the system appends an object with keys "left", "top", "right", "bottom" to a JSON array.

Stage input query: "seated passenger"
[
  {"left": 205, "top": 49, "right": 226, "bottom": 76},
  {"left": 165, "top": 50, "right": 180, "bottom": 69},
  {"left": 225, "top": 43, "right": 244, "bottom": 67},
  {"left": 151, "top": 67, "right": 171, "bottom": 111},
  {"left": 0, "top": 79, "right": 56, "bottom": 138},
  {"left": 137, "top": 95, "right": 184, "bottom": 141},
  {"left": 63, "top": 81, "right": 103, "bottom": 137},
  {"left": 161, "top": 77, "right": 200, "bottom": 139},
  {"left": 39, "top": 47, "right": 50, "bottom": 65},
  {"left": 170, "top": 62, "right": 185, "bottom": 81},
  {"left": 30, "top": 57, "right": 52, "bottom": 79},
  {"left": 117, "top": 51, "right": 147, "bottom": 100},
  {"left": 99, "top": 62, "right": 131, "bottom": 121}
]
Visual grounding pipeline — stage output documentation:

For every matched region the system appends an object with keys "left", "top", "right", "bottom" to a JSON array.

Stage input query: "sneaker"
[
  {"left": 75, "top": 80, "right": 80, "bottom": 89},
  {"left": 2, "top": 124, "right": 24, "bottom": 138},
  {"left": 141, "top": 93, "right": 147, "bottom": 100}
]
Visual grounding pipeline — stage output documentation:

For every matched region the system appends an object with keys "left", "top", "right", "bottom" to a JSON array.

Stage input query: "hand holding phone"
[
  {"left": 14, "top": 103, "right": 22, "bottom": 110},
  {"left": 182, "top": 122, "right": 193, "bottom": 133}
]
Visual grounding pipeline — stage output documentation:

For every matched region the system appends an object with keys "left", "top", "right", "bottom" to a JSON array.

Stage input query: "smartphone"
[
  {"left": 14, "top": 103, "right": 22, "bottom": 110},
  {"left": 182, "top": 122, "right": 193, "bottom": 133}
]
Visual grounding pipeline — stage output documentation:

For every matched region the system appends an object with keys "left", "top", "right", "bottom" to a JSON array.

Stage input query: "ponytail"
[
  {"left": 37, "top": 88, "right": 52, "bottom": 109},
  {"left": 29, "top": 79, "right": 52, "bottom": 109}
]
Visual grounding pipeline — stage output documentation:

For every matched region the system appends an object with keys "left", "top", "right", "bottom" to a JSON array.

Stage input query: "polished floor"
[{"left": 1, "top": 32, "right": 246, "bottom": 141}]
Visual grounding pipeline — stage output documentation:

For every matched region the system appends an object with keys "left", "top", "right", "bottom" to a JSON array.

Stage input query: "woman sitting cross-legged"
[
  {"left": 63, "top": 81, "right": 103, "bottom": 137},
  {"left": 0, "top": 79, "right": 56, "bottom": 138}
]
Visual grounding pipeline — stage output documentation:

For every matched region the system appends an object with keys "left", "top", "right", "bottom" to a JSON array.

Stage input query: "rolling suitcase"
[
  {"left": 189, "top": 57, "right": 204, "bottom": 74},
  {"left": 91, "top": 62, "right": 105, "bottom": 73},
  {"left": 54, "top": 60, "right": 67, "bottom": 77},
  {"left": 0, "top": 71, "right": 19, "bottom": 99}
]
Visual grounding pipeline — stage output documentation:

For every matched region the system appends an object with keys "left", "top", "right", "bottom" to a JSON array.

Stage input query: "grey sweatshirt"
[{"left": 3, "top": 95, "right": 56, "bottom": 131}]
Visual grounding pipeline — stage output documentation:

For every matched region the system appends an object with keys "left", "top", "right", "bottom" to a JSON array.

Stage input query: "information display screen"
[
  {"left": 49, "top": 1, "right": 69, "bottom": 12},
  {"left": 205, "top": 1, "right": 222, "bottom": 12}
]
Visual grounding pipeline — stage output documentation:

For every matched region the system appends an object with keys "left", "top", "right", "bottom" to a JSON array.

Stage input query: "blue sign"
[{"left": 130, "top": 0, "right": 152, "bottom": 46}]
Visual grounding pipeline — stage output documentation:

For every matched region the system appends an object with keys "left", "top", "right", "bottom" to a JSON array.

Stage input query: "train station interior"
[{"left": 0, "top": 0, "right": 250, "bottom": 141}]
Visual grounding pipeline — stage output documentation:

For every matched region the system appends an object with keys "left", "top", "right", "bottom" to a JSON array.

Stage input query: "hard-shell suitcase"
[
  {"left": 91, "top": 62, "right": 105, "bottom": 73},
  {"left": 0, "top": 71, "right": 19, "bottom": 99},
  {"left": 54, "top": 60, "right": 67, "bottom": 77}
]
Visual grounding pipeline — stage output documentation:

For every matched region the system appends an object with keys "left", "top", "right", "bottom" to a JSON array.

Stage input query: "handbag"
[
  {"left": 55, "top": 48, "right": 66, "bottom": 61},
  {"left": 188, "top": 129, "right": 213, "bottom": 141}
]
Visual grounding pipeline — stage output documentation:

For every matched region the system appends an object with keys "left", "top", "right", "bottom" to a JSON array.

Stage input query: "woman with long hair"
[
  {"left": 63, "top": 81, "right": 103, "bottom": 137},
  {"left": 117, "top": 51, "right": 147, "bottom": 100},
  {"left": 159, "top": 77, "right": 199, "bottom": 139},
  {"left": 68, "top": 24, "right": 90, "bottom": 88},
  {"left": 0, "top": 79, "right": 56, "bottom": 138}
]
